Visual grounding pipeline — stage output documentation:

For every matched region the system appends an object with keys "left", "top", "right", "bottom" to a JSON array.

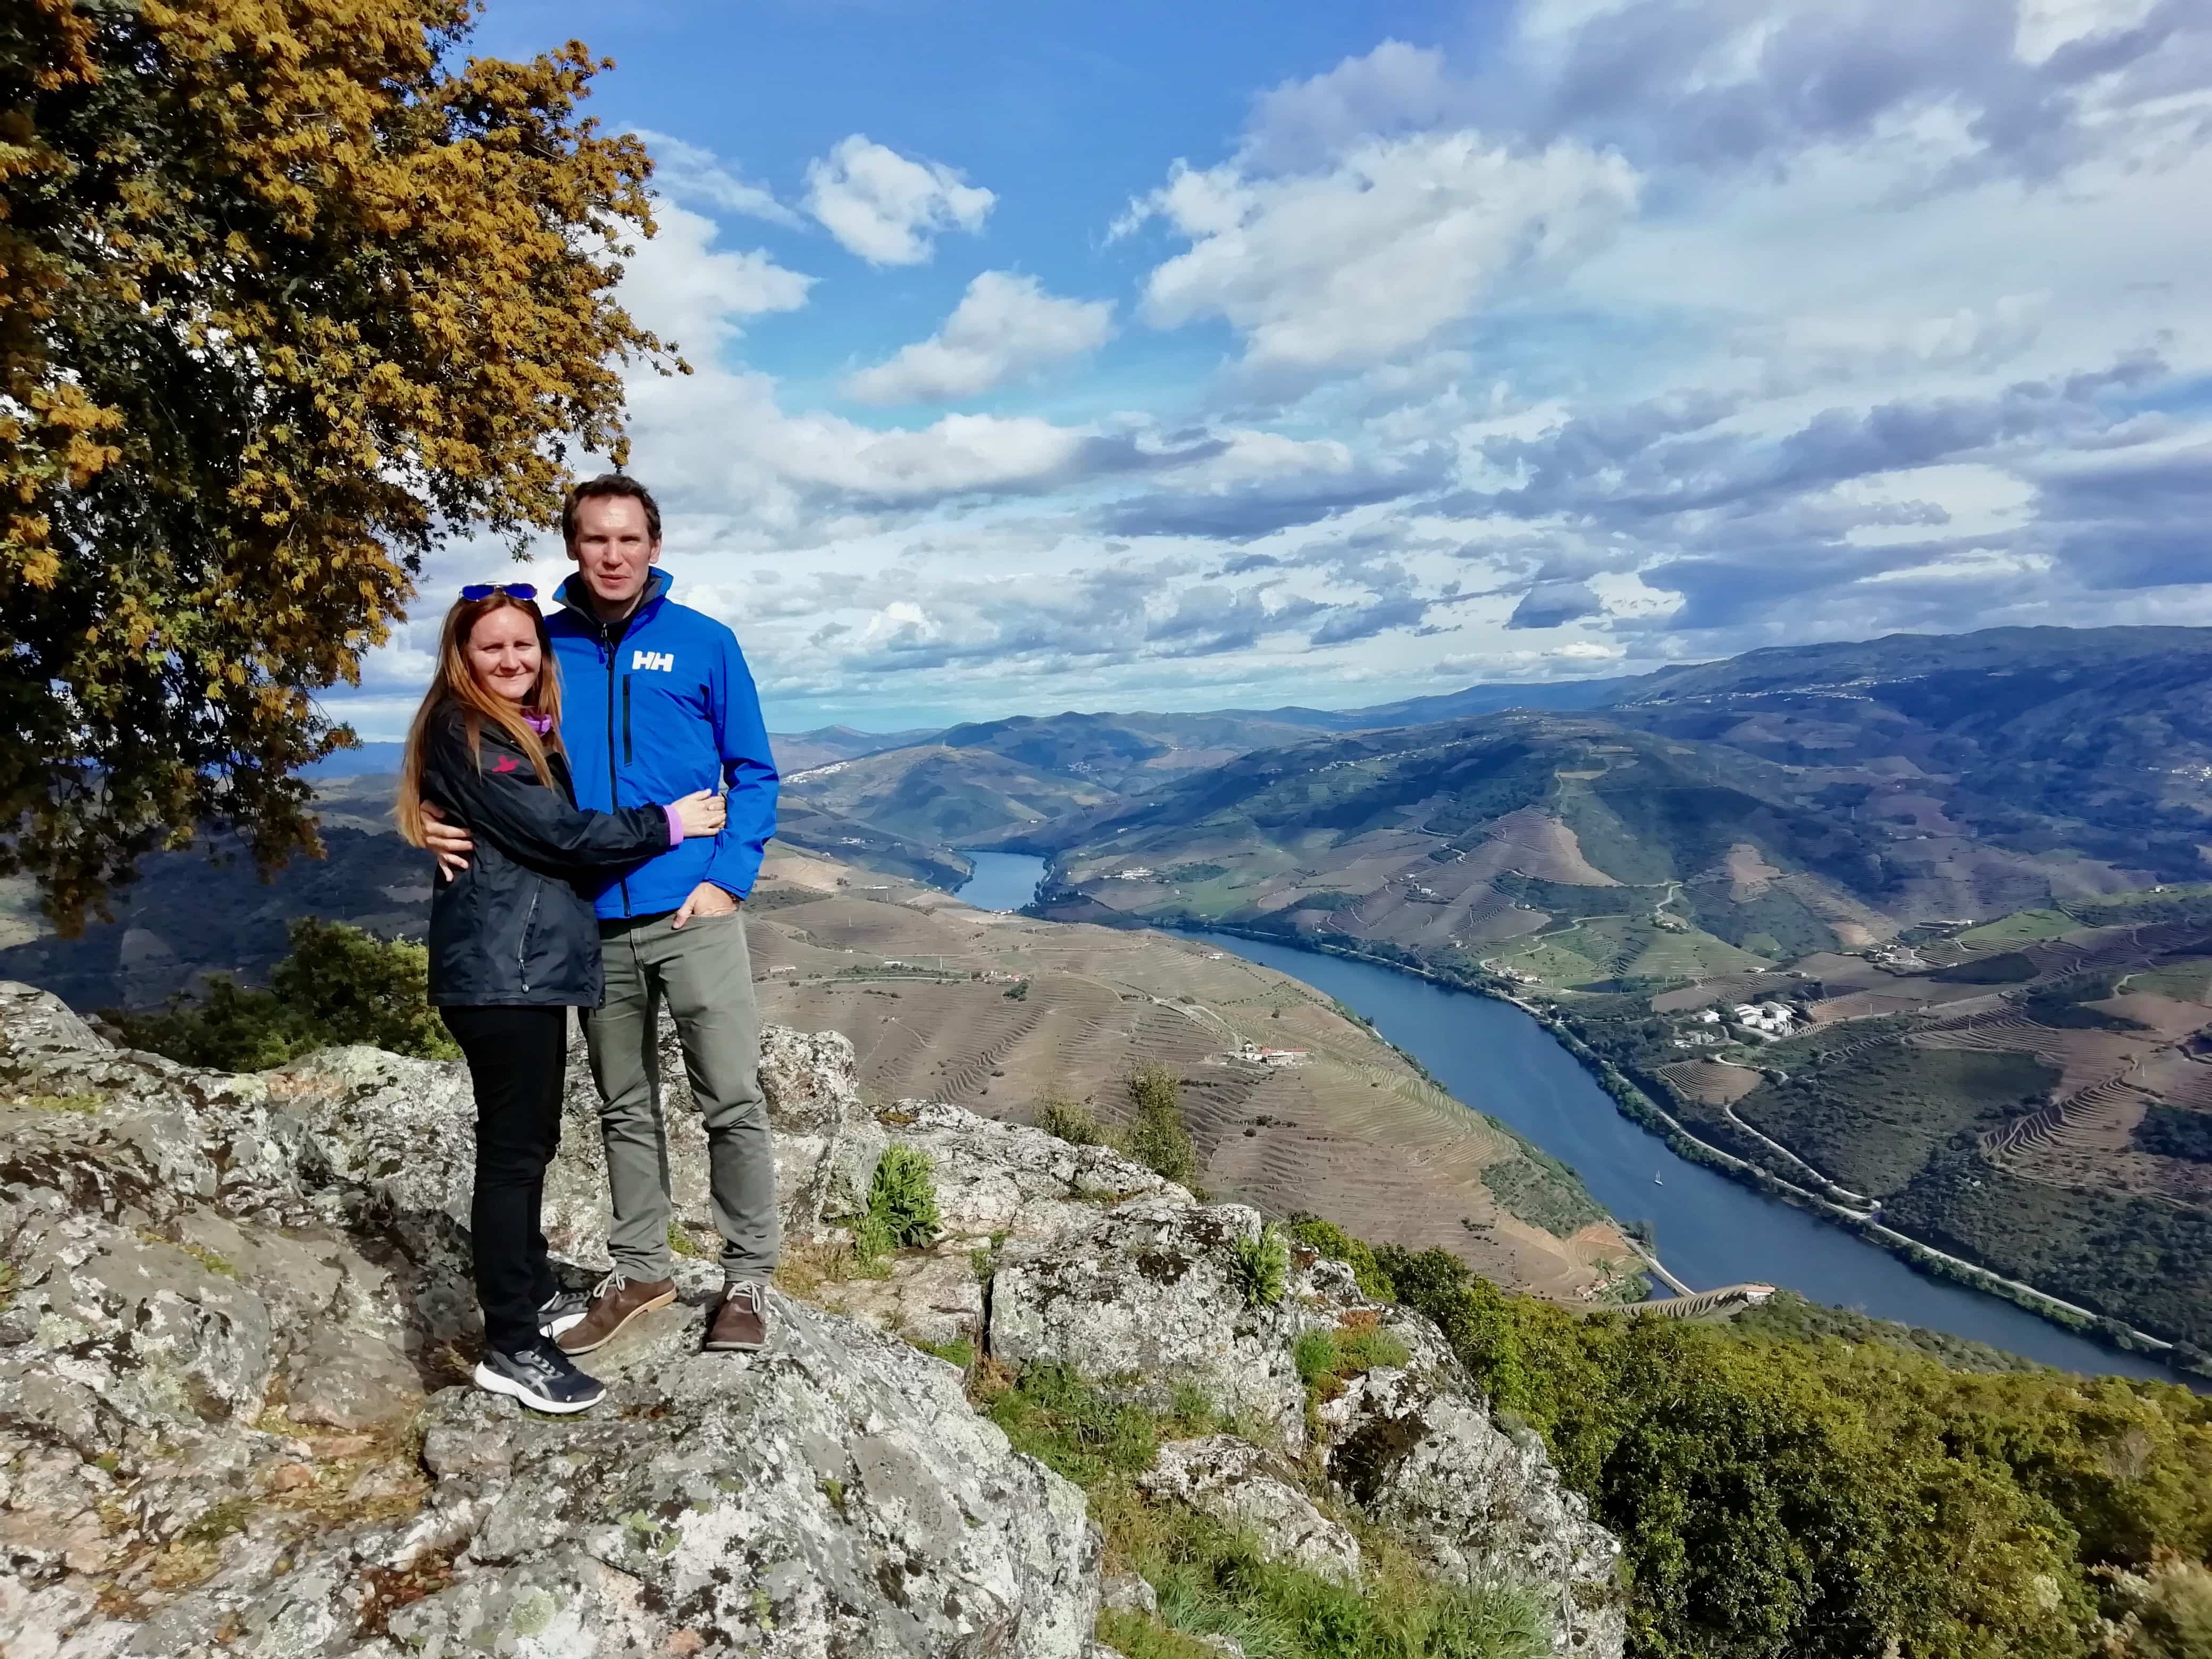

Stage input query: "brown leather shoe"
[
  {"left": 555, "top": 1271, "right": 676, "bottom": 1355},
  {"left": 705, "top": 1280, "right": 769, "bottom": 1352}
]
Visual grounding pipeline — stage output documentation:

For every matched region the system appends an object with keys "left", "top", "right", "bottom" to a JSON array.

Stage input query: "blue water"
[
  {"left": 953, "top": 850, "right": 1045, "bottom": 912},
  {"left": 1178, "top": 926, "right": 2193, "bottom": 1383}
]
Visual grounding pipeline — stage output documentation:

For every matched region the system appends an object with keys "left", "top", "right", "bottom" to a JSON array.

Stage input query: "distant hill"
[
  {"left": 1236, "top": 677, "right": 1632, "bottom": 732},
  {"left": 1606, "top": 625, "right": 2212, "bottom": 888},
  {"left": 1029, "top": 626, "right": 2212, "bottom": 956},
  {"left": 1028, "top": 712, "right": 1907, "bottom": 974},
  {"left": 785, "top": 743, "right": 1121, "bottom": 846},
  {"left": 301, "top": 726, "right": 936, "bottom": 779},
  {"left": 769, "top": 723, "right": 941, "bottom": 772}
]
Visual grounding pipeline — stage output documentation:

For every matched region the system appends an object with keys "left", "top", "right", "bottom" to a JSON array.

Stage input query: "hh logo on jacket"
[{"left": 632, "top": 650, "right": 675, "bottom": 672}]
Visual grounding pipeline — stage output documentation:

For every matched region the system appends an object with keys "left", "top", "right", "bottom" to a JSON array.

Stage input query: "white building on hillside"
[{"left": 1730, "top": 1002, "right": 1797, "bottom": 1035}]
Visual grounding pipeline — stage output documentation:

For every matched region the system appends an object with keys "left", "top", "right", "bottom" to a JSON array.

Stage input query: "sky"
[{"left": 331, "top": 0, "right": 2212, "bottom": 738}]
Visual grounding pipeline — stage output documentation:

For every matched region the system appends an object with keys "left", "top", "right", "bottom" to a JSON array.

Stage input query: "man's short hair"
[{"left": 561, "top": 474, "right": 662, "bottom": 547}]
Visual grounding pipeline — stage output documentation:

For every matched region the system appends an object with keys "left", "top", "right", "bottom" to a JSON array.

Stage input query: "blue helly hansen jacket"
[{"left": 547, "top": 569, "right": 780, "bottom": 918}]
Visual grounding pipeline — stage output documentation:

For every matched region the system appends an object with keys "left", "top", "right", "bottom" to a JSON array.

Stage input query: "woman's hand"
[{"left": 672, "top": 790, "right": 726, "bottom": 839}]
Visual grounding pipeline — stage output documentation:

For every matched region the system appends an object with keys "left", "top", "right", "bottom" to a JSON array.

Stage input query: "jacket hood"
[{"left": 555, "top": 566, "right": 673, "bottom": 626}]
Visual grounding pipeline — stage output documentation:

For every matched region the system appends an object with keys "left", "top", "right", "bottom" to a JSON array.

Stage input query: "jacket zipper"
[
  {"left": 517, "top": 885, "right": 540, "bottom": 993},
  {"left": 623, "top": 675, "right": 633, "bottom": 764},
  {"left": 601, "top": 618, "right": 629, "bottom": 915}
]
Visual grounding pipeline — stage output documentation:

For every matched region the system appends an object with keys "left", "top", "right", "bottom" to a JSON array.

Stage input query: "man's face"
[{"left": 568, "top": 496, "right": 661, "bottom": 611}]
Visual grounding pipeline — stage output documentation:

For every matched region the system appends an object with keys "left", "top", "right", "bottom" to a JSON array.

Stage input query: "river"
[
  {"left": 952, "top": 849, "right": 1047, "bottom": 912},
  {"left": 951, "top": 856, "right": 2190, "bottom": 1380}
]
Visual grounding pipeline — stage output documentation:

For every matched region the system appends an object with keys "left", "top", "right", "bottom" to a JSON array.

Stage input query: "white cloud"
[
  {"left": 803, "top": 135, "right": 995, "bottom": 265},
  {"left": 843, "top": 272, "right": 1114, "bottom": 404},
  {"left": 330, "top": 3, "right": 2212, "bottom": 735},
  {"left": 617, "top": 200, "right": 813, "bottom": 357},
  {"left": 634, "top": 130, "right": 801, "bottom": 226},
  {"left": 1239, "top": 39, "right": 1461, "bottom": 174},
  {"left": 1126, "top": 131, "right": 1638, "bottom": 375}
]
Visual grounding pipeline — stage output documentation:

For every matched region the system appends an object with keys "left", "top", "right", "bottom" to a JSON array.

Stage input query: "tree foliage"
[
  {"left": 2, "top": 0, "right": 670, "bottom": 929},
  {"left": 1358, "top": 1241, "right": 2212, "bottom": 1659},
  {"left": 106, "top": 915, "right": 453, "bottom": 1068}
]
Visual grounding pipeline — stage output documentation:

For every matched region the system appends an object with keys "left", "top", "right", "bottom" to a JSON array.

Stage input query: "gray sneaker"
[
  {"left": 538, "top": 1286, "right": 590, "bottom": 1339},
  {"left": 474, "top": 1340, "right": 606, "bottom": 1414}
]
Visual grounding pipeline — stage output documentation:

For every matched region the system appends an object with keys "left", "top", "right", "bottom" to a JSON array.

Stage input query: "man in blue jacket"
[{"left": 425, "top": 475, "right": 782, "bottom": 1354}]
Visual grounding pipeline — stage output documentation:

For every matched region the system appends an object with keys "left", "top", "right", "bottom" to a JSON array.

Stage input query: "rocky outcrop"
[
  {"left": 150, "top": 1293, "right": 1097, "bottom": 1658},
  {"left": 0, "top": 984, "right": 1092, "bottom": 1657},
  {"left": 1322, "top": 1368, "right": 1624, "bottom": 1655},
  {"left": 990, "top": 1201, "right": 1318, "bottom": 1448},
  {"left": 0, "top": 978, "right": 1624, "bottom": 1658},
  {"left": 832, "top": 1101, "right": 1186, "bottom": 1243},
  {"left": 1138, "top": 1436, "right": 1361, "bottom": 1585}
]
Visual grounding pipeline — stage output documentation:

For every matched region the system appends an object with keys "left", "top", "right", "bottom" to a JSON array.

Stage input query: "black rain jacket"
[{"left": 421, "top": 704, "right": 672, "bottom": 1007}]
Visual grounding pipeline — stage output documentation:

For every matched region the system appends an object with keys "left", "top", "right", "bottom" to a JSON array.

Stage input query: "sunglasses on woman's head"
[{"left": 460, "top": 582, "right": 537, "bottom": 601}]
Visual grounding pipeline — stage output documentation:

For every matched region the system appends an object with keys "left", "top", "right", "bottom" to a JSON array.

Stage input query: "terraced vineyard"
[{"left": 1560, "top": 887, "right": 2212, "bottom": 1365}]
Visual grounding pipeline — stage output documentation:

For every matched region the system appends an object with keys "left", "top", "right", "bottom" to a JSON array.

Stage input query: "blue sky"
[{"left": 334, "top": 0, "right": 2212, "bottom": 736}]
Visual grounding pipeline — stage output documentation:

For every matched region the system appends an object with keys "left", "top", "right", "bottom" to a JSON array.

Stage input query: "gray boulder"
[
  {"left": 1139, "top": 1436, "right": 1361, "bottom": 1585},
  {"left": 990, "top": 1201, "right": 1314, "bottom": 1447},
  {"left": 833, "top": 1101, "right": 1185, "bottom": 1244},
  {"left": 177, "top": 1291, "right": 1098, "bottom": 1659},
  {"left": 1320, "top": 1366, "right": 1626, "bottom": 1656}
]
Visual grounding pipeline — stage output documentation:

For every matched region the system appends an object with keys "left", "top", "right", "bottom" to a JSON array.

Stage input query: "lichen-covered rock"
[
  {"left": 166, "top": 1291, "right": 1100, "bottom": 1659},
  {"left": 1320, "top": 1366, "right": 1624, "bottom": 1657},
  {"left": 833, "top": 1102, "right": 1186, "bottom": 1244},
  {"left": 1139, "top": 1436, "right": 1361, "bottom": 1585},
  {"left": 988, "top": 1201, "right": 1317, "bottom": 1447},
  {"left": 810, "top": 1245, "right": 986, "bottom": 1349},
  {"left": 806, "top": 1105, "right": 1190, "bottom": 1349}
]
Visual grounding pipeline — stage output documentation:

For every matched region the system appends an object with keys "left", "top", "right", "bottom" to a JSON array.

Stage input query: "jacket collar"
[{"left": 555, "top": 566, "right": 672, "bottom": 638}]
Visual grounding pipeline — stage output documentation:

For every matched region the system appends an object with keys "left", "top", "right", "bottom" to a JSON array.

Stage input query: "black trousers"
[{"left": 441, "top": 1005, "right": 569, "bottom": 1354}]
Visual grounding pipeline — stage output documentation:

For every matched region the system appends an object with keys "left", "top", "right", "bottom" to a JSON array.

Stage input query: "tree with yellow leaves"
[{"left": 1, "top": 0, "right": 672, "bottom": 929}]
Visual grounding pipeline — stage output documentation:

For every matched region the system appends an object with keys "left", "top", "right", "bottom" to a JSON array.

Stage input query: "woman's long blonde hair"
[{"left": 396, "top": 591, "right": 565, "bottom": 847}]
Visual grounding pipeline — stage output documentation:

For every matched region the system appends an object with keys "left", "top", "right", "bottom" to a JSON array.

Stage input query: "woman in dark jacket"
[{"left": 398, "top": 585, "right": 723, "bottom": 1413}]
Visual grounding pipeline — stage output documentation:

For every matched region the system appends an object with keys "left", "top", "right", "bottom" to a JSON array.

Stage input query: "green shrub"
[
  {"left": 867, "top": 1144, "right": 941, "bottom": 1249},
  {"left": 1126, "top": 1063, "right": 1197, "bottom": 1184},
  {"left": 1037, "top": 1090, "right": 1105, "bottom": 1146},
  {"left": 849, "top": 1210, "right": 894, "bottom": 1267},
  {"left": 1334, "top": 1324, "right": 1410, "bottom": 1375},
  {"left": 1294, "top": 1322, "right": 1411, "bottom": 1401},
  {"left": 1231, "top": 1224, "right": 1289, "bottom": 1309},
  {"left": 106, "top": 918, "right": 455, "bottom": 1071},
  {"left": 1368, "top": 1239, "right": 2212, "bottom": 1659}
]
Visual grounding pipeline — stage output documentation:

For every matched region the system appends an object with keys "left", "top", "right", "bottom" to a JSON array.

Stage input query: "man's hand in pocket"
[
  {"left": 672, "top": 882, "right": 740, "bottom": 929},
  {"left": 420, "top": 803, "right": 474, "bottom": 881}
]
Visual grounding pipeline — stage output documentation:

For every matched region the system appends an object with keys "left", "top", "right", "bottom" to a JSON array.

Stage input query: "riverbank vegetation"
[{"left": 1289, "top": 1220, "right": 2212, "bottom": 1659}]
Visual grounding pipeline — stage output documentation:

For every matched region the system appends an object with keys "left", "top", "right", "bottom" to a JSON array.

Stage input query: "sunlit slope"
[{"left": 1035, "top": 713, "right": 1904, "bottom": 987}]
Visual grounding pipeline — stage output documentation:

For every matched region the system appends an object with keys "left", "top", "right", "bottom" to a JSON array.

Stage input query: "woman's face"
[{"left": 465, "top": 606, "right": 541, "bottom": 706}]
